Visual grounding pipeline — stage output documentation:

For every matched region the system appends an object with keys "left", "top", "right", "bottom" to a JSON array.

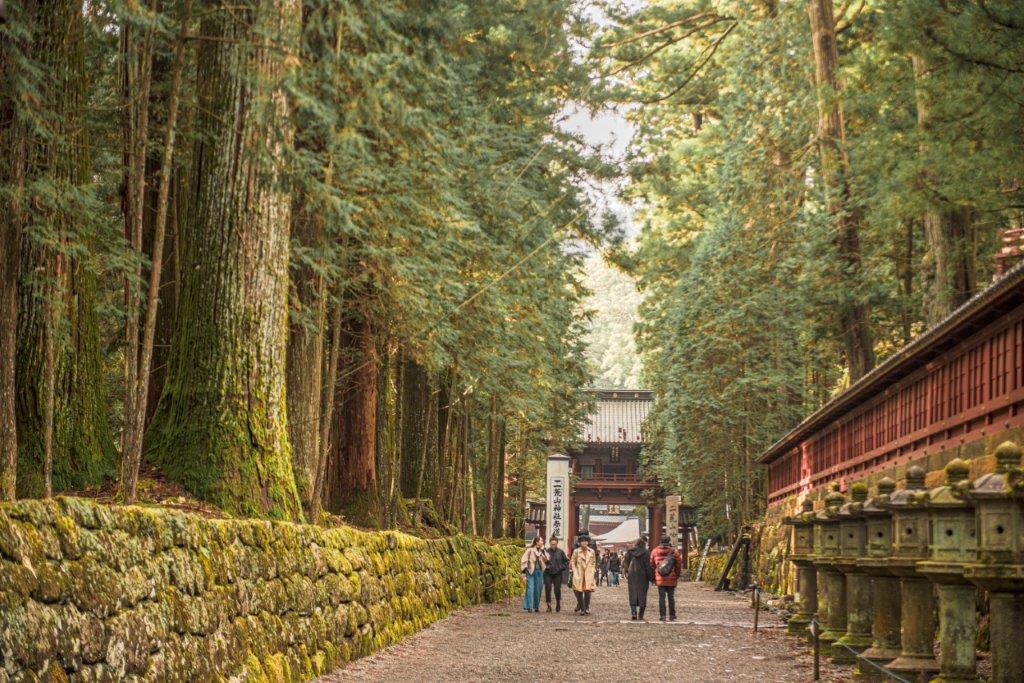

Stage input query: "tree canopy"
[
  {"left": 0, "top": 0, "right": 615, "bottom": 532},
  {"left": 595, "top": 0, "right": 1024, "bottom": 538}
]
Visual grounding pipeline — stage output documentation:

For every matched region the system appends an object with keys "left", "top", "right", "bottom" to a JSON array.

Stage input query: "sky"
[{"left": 558, "top": 100, "right": 645, "bottom": 389}]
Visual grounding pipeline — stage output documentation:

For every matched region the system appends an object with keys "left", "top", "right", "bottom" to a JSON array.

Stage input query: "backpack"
[{"left": 657, "top": 550, "right": 676, "bottom": 577}]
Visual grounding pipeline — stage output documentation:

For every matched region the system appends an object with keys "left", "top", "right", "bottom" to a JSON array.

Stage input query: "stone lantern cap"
[
  {"left": 785, "top": 499, "right": 816, "bottom": 526},
  {"left": 885, "top": 466, "right": 928, "bottom": 509},
  {"left": 861, "top": 477, "right": 895, "bottom": 515},
  {"left": 924, "top": 458, "right": 973, "bottom": 508},
  {"left": 971, "top": 441, "right": 1022, "bottom": 499},
  {"left": 838, "top": 481, "right": 868, "bottom": 516},
  {"left": 815, "top": 485, "right": 845, "bottom": 521}
]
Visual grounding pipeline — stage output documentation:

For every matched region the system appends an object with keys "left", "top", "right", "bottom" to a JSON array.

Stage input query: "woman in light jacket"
[
  {"left": 570, "top": 536, "right": 597, "bottom": 615},
  {"left": 520, "top": 536, "right": 547, "bottom": 612}
]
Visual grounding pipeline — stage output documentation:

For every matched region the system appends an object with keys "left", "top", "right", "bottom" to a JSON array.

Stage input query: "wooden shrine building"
[
  {"left": 566, "top": 390, "right": 667, "bottom": 545},
  {"left": 759, "top": 262, "right": 1024, "bottom": 508}
]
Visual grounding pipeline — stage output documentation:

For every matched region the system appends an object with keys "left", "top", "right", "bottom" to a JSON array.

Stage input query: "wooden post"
[{"left": 681, "top": 524, "right": 691, "bottom": 572}]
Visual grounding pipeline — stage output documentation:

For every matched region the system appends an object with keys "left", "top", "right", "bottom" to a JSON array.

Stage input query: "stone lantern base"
[{"left": 964, "top": 565, "right": 1024, "bottom": 683}]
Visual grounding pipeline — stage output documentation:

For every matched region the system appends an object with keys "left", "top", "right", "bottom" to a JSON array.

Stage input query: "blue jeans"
[
  {"left": 611, "top": 570, "right": 620, "bottom": 585},
  {"left": 523, "top": 568, "right": 543, "bottom": 610}
]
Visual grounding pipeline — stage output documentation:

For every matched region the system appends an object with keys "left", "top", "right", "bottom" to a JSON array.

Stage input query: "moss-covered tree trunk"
[
  {"left": 0, "top": 7, "right": 27, "bottom": 499},
  {"left": 398, "top": 359, "right": 434, "bottom": 498},
  {"left": 145, "top": 0, "right": 302, "bottom": 521},
  {"left": 11, "top": 0, "right": 116, "bottom": 498},
  {"left": 286, "top": 208, "right": 327, "bottom": 519}
]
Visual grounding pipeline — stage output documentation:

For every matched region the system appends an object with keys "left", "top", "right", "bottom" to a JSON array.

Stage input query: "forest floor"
[{"left": 320, "top": 580, "right": 852, "bottom": 682}]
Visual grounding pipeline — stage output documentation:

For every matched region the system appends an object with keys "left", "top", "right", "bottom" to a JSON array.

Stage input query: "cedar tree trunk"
[{"left": 146, "top": 0, "right": 302, "bottom": 521}]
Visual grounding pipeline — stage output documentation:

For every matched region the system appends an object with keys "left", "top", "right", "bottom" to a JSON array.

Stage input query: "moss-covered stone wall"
[{"left": 0, "top": 497, "right": 521, "bottom": 682}]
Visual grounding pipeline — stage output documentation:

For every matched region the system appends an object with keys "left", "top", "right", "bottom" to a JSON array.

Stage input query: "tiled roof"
[{"left": 581, "top": 390, "right": 652, "bottom": 444}]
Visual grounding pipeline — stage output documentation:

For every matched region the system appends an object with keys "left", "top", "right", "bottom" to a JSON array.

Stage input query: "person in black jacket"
[
  {"left": 609, "top": 551, "right": 622, "bottom": 586},
  {"left": 543, "top": 536, "right": 569, "bottom": 612},
  {"left": 623, "top": 537, "right": 654, "bottom": 620}
]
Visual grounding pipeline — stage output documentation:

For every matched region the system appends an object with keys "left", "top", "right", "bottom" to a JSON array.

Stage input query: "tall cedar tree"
[{"left": 145, "top": 0, "right": 303, "bottom": 521}]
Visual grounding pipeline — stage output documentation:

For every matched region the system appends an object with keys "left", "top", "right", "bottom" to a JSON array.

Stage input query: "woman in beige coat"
[{"left": 570, "top": 536, "right": 597, "bottom": 615}]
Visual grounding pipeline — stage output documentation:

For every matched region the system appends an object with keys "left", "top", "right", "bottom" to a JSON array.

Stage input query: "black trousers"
[
  {"left": 658, "top": 585, "right": 676, "bottom": 618},
  {"left": 544, "top": 572, "right": 563, "bottom": 604},
  {"left": 574, "top": 590, "right": 592, "bottom": 612}
]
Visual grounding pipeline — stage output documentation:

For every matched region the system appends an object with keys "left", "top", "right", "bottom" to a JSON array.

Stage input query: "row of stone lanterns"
[{"left": 784, "top": 441, "right": 1024, "bottom": 683}]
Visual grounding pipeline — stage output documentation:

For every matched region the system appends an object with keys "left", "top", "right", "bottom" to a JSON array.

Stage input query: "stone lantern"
[
  {"left": 856, "top": 477, "right": 901, "bottom": 676},
  {"left": 883, "top": 465, "right": 939, "bottom": 680},
  {"left": 917, "top": 458, "right": 979, "bottom": 683},
  {"left": 811, "top": 485, "right": 847, "bottom": 652},
  {"left": 965, "top": 441, "right": 1024, "bottom": 683},
  {"left": 784, "top": 499, "right": 817, "bottom": 638},
  {"left": 832, "top": 481, "right": 872, "bottom": 665}
]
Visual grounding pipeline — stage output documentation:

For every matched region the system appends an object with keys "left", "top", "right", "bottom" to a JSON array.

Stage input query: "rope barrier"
[{"left": 808, "top": 616, "right": 912, "bottom": 683}]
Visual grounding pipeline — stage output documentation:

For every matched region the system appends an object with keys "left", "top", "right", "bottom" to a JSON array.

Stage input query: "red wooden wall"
[{"left": 767, "top": 306, "right": 1024, "bottom": 505}]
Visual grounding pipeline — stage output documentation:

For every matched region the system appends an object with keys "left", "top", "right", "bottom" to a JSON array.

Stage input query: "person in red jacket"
[{"left": 649, "top": 534, "right": 682, "bottom": 621}]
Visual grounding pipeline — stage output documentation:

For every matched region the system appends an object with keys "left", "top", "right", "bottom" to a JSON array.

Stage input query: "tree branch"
[
  {"left": 835, "top": 0, "right": 865, "bottom": 35},
  {"left": 979, "top": 0, "right": 1024, "bottom": 30},
  {"left": 924, "top": 26, "right": 1023, "bottom": 73},
  {"left": 604, "top": 17, "right": 730, "bottom": 77},
  {"left": 603, "top": 11, "right": 720, "bottom": 48},
  {"left": 640, "top": 22, "right": 738, "bottom": 105}
]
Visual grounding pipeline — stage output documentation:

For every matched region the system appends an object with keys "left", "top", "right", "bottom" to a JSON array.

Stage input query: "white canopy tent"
[{"left": 591, "top": 517, "right": 642, "bottom": 549}]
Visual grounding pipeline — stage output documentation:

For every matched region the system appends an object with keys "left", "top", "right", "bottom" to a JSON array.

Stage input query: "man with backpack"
[{"left": 650, "top": 534, "right": 682, "bottom": 621}]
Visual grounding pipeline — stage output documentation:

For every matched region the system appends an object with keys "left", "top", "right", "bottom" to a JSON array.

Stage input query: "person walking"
[
  {"left": 623, "top": 537, "right": 654, "bottom": 620},
  {"left": 520, "top": 536, "right": 547, "bottom": 613},
  {"left": 570, "top": 536, "right": 597, "bottom": 616},
  {"left": 543, "top": 536, "right": 568, "bottom": 612},
  {"left": 650, "top": 534, "right": 682, "bottom": 621},
  {"left": 609, "top": 551, "right": 622, "bottom": 586},
  {"left": 599, "top": 550, "right": 610, "bottom": 586}
]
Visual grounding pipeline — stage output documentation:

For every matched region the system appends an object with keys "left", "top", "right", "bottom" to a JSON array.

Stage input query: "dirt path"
[{"left": 320, "top": 581, "right": 850, "bottom": 682}]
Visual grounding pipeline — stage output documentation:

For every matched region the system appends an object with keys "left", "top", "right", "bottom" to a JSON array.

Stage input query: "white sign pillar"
[
  {"left": 666, "top": 494, "right": 681, "bottom": 548},
  {"left": 546, "top": 453, "right": 571, "bottom": 544}
]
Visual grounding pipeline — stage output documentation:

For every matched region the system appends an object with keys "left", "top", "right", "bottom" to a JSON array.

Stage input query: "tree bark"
[
  {"left": 399, "top": 359, "right": 429, "bottom": 497},
  {"left": 120, "top": 6, "right": 155, "bottom": 457},
  {"left": 806, "top": 0, "right": 875, "bottom": 381},
  {"left": 146, "top": 0, "right": 302, "bottom": 520},
  {"left": 285, "top": 206, "right": 327, "bottom": 519},
  {"left": 10, "top": 0, "right": 116, "bottom": 498},
  {"left": 331, "top": 314, "right": 379, "bottom": 522},
  {"left": 493, "top": 416, "right": 507, "bottom": 537},
  {"left": 311, "top": 292, "right": 342, "bottom": 516},
  {"left": 121, "top": 0, "right": 190, "bottom": 503},
  {"left": 911, "top": 54, "right": 977, "bottom": 325},
  {"left": 485, "top": 397, "right": 498, "bottom": 537},
  {"left": 0, "top": 39, "right": 25, "bottom": 498}
]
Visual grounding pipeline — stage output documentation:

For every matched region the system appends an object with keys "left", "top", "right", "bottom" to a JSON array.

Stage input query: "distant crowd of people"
[{"left": 519, "top": 532, "right": 683, "bottom": 621}]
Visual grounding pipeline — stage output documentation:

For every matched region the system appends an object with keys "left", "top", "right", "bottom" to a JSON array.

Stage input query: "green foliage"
[
  {"left": 583, "top": 253, "right": 643, "bottom": 389},
  {"left": 594, "top": 0, "right": 1024, "bottom": 538},
  {"left": 2, "top": 0, "right": 607, "bottom": 525}
]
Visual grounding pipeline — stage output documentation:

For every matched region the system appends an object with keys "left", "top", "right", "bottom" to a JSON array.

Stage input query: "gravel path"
[{"left": 320, "top": 581, "right": 851, "bottom": 682}]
